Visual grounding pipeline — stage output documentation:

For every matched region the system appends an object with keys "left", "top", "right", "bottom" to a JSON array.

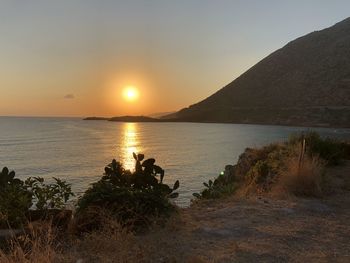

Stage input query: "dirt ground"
[{"left": 141, "top": 165, "right": 350, "bottom": 263}]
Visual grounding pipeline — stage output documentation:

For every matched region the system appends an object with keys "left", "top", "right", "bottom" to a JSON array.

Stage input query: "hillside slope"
[{"left": 169, "top": 18, "right": 350, "bottom": 127}]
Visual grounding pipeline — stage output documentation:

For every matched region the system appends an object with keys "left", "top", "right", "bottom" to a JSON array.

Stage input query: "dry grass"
[
  {"left": 0, "top": 222, "right": 57, "bottom": 263},
  {"left": 0, "top": 215, "right": 147, "bottom": 263},
  {"left": 277, "top": 155, "right": 325, "bottom": 197},
  {"left": 186, "top": 255, "right": 215, "bottom": 263},
  {"left": 60, "top": 217, "right": 146, "bottom": 263}
]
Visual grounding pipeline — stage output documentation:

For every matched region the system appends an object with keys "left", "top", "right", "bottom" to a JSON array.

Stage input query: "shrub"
[
  {"left": 228, "top": 144, "right": 289, "bottom": 196},
  {"left": 194, "top": 131, "right": 346, "bottom": 199},
  {"left": 289, "top": 131, "right": 346, "bottom": 165},
  {"left": 0, "top": 167, "right": 74, "bottom": 228},
  {"left": 0, "top": 167, "right": 32, "bottom": 228},
  {"left": 76, "top": 153, "right": 180, "bottom": 231},
  {"left": 193, "top": 166, "right": 237, "bottom": 199},
  {"left": 238, "top": 132, "right": 347, "bottom": 197},
  {"left": 24, "top": 177, "right": 74, "bottom": 210},
  {"left": 278, "top": 156, "right": 325, "bottom": 197}
]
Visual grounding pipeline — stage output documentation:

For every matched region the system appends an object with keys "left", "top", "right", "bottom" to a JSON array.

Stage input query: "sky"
[{"left": 0, "top": 0, "right": 350, "bottom": 117}]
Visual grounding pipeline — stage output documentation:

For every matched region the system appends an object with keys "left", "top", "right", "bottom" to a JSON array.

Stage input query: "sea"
[{"left": 0, "top": 117, "right": 349, "bottom": 207}]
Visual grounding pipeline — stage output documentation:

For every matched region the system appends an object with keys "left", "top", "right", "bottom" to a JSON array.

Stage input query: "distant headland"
[{"left": 84, "top": 116, "right": 170, "bottom": 122}]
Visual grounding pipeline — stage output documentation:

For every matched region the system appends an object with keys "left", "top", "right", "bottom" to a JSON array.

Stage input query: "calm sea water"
[{"left": 0, "top": 117, "right": 349, "bottom": 206}]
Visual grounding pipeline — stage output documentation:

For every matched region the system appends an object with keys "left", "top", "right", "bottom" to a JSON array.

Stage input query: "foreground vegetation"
[
  {"left": 0, "top": 131, "right": 349, "bottom": 262},
  {"left": 193, "top": 132, "right": 350, "bottom": 199},
  {"left": 1, "top": 153, "right": 179, "bottom": 232},
  {"left": 0, "top": 169, "right": 74, "bottom": 229},
  {"left": 75, "top": 153, "right": 179, "bottom": 231},
  {"left": 0, "top": 153, "right": 181, "bottom": 262}
]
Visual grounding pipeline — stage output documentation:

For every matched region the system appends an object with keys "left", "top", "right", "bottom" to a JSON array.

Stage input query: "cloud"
[{"left": 64, "top": 94, "right": 75, "bottom": 99}]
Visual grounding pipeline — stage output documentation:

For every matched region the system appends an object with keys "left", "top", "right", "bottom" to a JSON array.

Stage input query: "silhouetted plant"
[
  {"left": 76, "top": 153, "right": 180, "bottom": 231},
  {"left": 0, "top": 167, "right": 32, "bottom": 228},
  {"left": 0, "top": 167, "right": 74, "bottom": 228},
  {"left": 193, "top": 171, "right": 236, "bottom": 200},
  {"left": 25, "top": 177, "right": 74, "bottom": 210}
]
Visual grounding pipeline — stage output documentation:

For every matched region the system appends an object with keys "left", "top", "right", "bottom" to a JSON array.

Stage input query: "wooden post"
[{"left": 298, "top": 136, "right": 306, "bottom": 175}]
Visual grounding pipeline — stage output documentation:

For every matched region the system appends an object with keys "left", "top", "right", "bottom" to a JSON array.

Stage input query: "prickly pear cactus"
[
  {"left": 77, "top": 153, "right": 180, "bottom": 231},
  {"left": 101, "top": 152, "right": 180, "bottom": 197},
  {"left": 0, "top": 167, "right": 23, "bottom": 189}
]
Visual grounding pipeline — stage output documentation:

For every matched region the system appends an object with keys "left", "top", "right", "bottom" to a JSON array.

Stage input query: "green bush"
[
  {"left": 193, "top": 132, "right": 347, "bottom": 200},
  {"left": 193, "top": 168, "right": 236, "bottom": 200},
  {"left": 289, "top": 131, "right": 346, "bottom": 165},
  {"left": 0, "top": 167, "right": 32, "bottom": 228},
  {"left": 0, "top": 167, "right": 74, "bottom": 228},
  {"left": 247, "top": 160, "right": 270, "bottom": 184},
  {"left": 76, "top": 153, "right": 180, "bottom": 231},
  {"left": 25, "top": 177, "right": 74, "bottom": 210}
]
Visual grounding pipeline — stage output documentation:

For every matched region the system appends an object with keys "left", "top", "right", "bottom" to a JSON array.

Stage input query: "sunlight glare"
[
  {"left": 123, "top": 86, "right": 139, "bottom": 102},
  {"left": 121, "top": 123, "right": 141, "bottom": 170}
]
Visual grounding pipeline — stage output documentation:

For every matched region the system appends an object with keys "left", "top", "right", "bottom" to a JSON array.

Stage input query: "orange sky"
[{"left": 0, "top": 1, "right": 349, "bottom": 117}]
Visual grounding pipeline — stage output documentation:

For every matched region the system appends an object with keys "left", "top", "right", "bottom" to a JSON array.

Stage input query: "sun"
[{"left": 123, "top": 86, "right": 139, "bottom": 102}]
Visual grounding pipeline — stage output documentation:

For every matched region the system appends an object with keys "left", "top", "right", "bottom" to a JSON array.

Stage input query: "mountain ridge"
[{"left": 167, "top": 18, "right": 350, "bottom": 127}]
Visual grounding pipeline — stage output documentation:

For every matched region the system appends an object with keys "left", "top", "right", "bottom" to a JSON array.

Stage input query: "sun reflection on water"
[{"left": 121, "top": 123, "right": 141, "bottom": 171}]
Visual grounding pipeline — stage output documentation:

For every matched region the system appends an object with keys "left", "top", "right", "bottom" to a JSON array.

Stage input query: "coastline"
[{"left": 83, "top": 116, "right": 350, "bottom": 129}]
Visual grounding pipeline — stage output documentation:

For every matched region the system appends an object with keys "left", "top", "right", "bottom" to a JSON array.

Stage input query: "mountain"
[
  {"left": 148, "top": 111, "right": 176, "bottom": 119},
  {"left": 167, "top": 18, "right": 350, "bottom": 127}
]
